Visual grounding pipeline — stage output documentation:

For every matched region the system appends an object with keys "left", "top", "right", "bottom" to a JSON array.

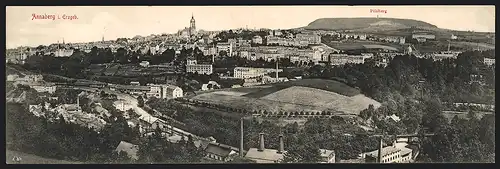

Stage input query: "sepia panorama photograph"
[{"left": 5, "top": 5, "right": 495, "bottom": 164}]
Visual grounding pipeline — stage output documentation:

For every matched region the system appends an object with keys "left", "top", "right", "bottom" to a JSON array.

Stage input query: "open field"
[
  {"left": 363, "top": 44, "right": 399, "bottom": 51},
  {"left": 326, "top": 43, "right": 366, "bottom": 50},
  {"left": 244, "top": 79, "right": 360, "bottom": 98},
  {"left": 7, "top": 88, "right": 24, "bottom": 98},
  {"left": 192, "top": 92, "right": 330, "bottom": 113},
  {"left": 451, "top": 41, "right": 495, "bottom": 50},
  {"left": 261, "top": 86, "right": 381, "bottom": 114},
  {"left": 6, "top": 81, "right": 16, "bottom": 93},
  {"left": 190, "top": 79, "right": 379, "bottom": 114},
  {"left": 6, "top": 66, "right": 24, "bottom": 76},
  {"left": 413, "top": 41, "right": 495, "bottom": 53},
  {"left": 6, "top": 150, "right": 82, "bottom": 164},
  {"left": 89, "top": 63, "right": 177, "bottom": 77}
]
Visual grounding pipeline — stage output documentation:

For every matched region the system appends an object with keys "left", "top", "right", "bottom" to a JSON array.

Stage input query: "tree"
[
  {"left": 137, "top": 96, "right": 144, "bottom": 108},
  {"left": 109, "top": 151, "right": 134, "bottom": 164},
  {"left": 281, "top": 135, "right": 322, "bottom": 163},
  {"left": 360, "top": 104, "right": 376, "bottom": 120},
  {"left": 129, "top": 51, "right": 139, "bottom": 64},
  {"left": 219, "top": 50, "right": 228, "bottom": 57},
  {"left": 421, "top": 98, "right": 447, "bottom": 133},
  {"left": 161, "top": 49, "right": 175, "bottom": 63},
  {"left": 116, "top": 48, "right": 128, "bottom": 64}
]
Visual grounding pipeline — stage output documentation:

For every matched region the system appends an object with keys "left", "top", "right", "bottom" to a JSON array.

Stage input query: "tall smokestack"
[
  {"left": 278, "top": 134, "right": 284, "bottom": 154},
  {"left": 258, "top": 133, "right": 265, "bottom": 151},
  {"left": 275, "top": 58, "right": 279, "bottom": 80},
  {"left": 170, "top": 125, "right": 174, "bottom": 136},
  {"left": 378, "top": 137, "right": 383, "bottom": 163},
  {"left": 240, "top": 118, "right": 244, "bottom": 157},
  {"left": 76, "top": 95, "right": 80, "bottom": 112},
  {"left": 212, "top": 44, "right": 215, "bottom": 63}
]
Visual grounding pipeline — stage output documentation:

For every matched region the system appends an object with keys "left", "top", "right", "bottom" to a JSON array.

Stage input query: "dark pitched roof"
[
  {"left": 204, "top": 142, "right": 239, "bottom": 157},
  {"left": 244, "top": 148, "right": 285, "bottom": 163},
  {"left": 205, "top": 144, "right": 233, "bottom": 157},
  {"left": 114, "top": 141, "right": 139, "bottom": 160}
]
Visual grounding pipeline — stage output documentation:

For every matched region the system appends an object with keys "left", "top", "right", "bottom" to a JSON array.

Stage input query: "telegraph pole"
[
  {"left": 275, "top": 56, "right": 279, "bottom": 81},
  {"left": 240, "top": 117, "right": 244, "bottom": 157},
  {"left": 448, "top": 41, "right": 451, "bottom": 52},
  {"left": 378, "top": 136, "right": 383, "bottom": 163}
]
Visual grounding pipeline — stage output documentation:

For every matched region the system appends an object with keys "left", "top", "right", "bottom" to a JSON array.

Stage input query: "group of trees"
[
  {"left": 23, "top": 46, "right": 178, "bottom": 79},
  {"left": 175, "top": 72, "right": 244, "bottom": 93},
  {"left": 147, "top": 97, "right": 380, "bottom": 162},
  {"left": 213, "top": 56, "right": 296, "bottom": 69},
  {"left": 87, "top": 46, "right": 176, "bottom": 65},
  {"left": 136, "top": 128, "right": 206, "bottom": 163},
  {"left": 166, "top": 49, "right": 495, "bottom": 163},
  {"left": 6, "top": 101, "right": 139, "bottom": 163},
  {"left": 8, "top": 85, "right": 222, "bottom": 164},
  {"left": 419, "top": 112, "right": 495, "bottom": 162},
  {"left": 179, "top": 98, "right": 353, "bottom": 117},
  {"left": 302, "top": 50, "right": 495, "bottom": 105},
  {"left": 214, "top": 30, "right": 268, "bottom": 43},
  {"left": 296, "top": 50, "right": 495, "bottom": 162}
]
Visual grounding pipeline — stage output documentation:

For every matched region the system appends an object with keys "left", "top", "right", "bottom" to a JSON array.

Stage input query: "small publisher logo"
[
  {"left": 32, "top": 14, "right": 79, "bottom": 20},
  {"left": 370, "top": 9, "right": 387, "bottom": 14}
]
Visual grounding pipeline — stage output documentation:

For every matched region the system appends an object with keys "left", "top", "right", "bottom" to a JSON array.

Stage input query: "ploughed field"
[{"left": 189, "top": 79, "right": 381, "bottom": 115}]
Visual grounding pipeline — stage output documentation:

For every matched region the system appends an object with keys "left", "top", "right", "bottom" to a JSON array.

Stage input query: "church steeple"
[
  {"left": 189, "top": 13, "right": 197, "bottom": 41},
  {"left": 190, "top": 13, "right": 196, "bottom": 31}
]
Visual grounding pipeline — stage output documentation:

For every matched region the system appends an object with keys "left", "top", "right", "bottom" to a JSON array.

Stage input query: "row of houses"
[
  {"left": 484, "top": 58, "right": 495, "bottom": 66},
  {"left": 430, "top": 51, "right": 495, "bottom": 66},
  {"left": 186, "top": 59, "right": 213, "bottom": 75},
  {"left": 237, "top": 46, "right": 325, "bottom": 63},
  {"left": 29, "top": 95, "right": 108, "bottom": 131},
  {"left": 430, "top": 51, "right": 462, "bottom": 61},
  {"left": 264, "top": 33, "right": 321, "bottom": 47},
  {"left": 7, "top": 74, "right": 59, "bottom": 94},
  {"left": 110, "top": 83, "right": 183, "bottom": 99},
  {"left": 244, "top": 133, "right": 336, "bottom": 163},
  {"left": 233, "top": 67, "right": 283, "bottom": 79},
  {"left": 115, "top": 132, "right": 335, "bottom": 163},
  {"left": 355, "top": 138, "right": 414, "bottom": 163},
  {"left": 328, "top": 53, "right": 376, "bottom": 66}
]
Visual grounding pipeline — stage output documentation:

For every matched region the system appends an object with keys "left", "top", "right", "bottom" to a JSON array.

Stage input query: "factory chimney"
[
  {"left": 170, "top": 125, "right": 174, "bottom": 136},
  {"left": 76, "top": 95, "right": 80, "bottom": 112},
  {"left": 277, "top": 134, "right": 284, "bottom": 154},
  {"left": 378, "top": 137, "right": 383, "bottom": 163},
  {"left": 275, "top": 58, "right": 279, "bottom": 81},
  {"left": 258, "top": 133, "right": 265, "bottom": 151},
  {"left": 240, "top": 118, "right": 244, "bottom": 157},
  {"left": 212, "top": 44, "right": 215, "bottom": 63}
]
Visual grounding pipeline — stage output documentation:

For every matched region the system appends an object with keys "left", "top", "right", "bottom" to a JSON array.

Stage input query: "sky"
[{"left": 6, "top": 6, "right": 495, "bottom": 49}]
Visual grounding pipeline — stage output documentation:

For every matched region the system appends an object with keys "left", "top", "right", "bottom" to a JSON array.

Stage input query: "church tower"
[{"left": 190, "top": 13, "right": 196, "bottom": 36}]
